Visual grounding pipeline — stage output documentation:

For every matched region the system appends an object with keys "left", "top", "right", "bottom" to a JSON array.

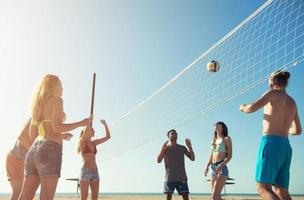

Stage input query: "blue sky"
[{"left": 0, "top": 0, "right": 303, "bottom": 194}]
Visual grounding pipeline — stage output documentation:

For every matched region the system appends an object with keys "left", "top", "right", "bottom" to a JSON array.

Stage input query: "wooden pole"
[{"left": 90, "top": 73, "right": 96, "bottom": 125}]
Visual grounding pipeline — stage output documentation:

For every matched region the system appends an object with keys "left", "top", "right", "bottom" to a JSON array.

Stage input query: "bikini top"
[
  {"left": 37, "top": 114, "right": 67, "bottom": 137},
  {"left": 37, "top": 119, "right": 51, "bottom": 137},
  {"left": 211, "top": 139, "right": 227, "bottom": 153},
  {"left": 83, "top": 142, "right": 97, "bottom": 154}
]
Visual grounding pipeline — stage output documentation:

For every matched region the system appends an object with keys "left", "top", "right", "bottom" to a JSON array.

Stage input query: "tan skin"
[
  {"left": 79, "top": 120, "right": 111, "bottom": 200},
  {"left": 203, "top": 124, "right": 232, "bottom": 200},
  {"left": 240, "top": 78, "right": 302, "bottom": 200},
  {"left": 157, "top": 132, "right": 195, "bottom": 200},
  {"left": 7, "top": 119, "right": 31, "bottom": 200},
  {"left": 19, "top": 81, "right": 92, "bottom": 200},
  {"left": 17, "top": 119, "right": 32, "bottom": 150}
]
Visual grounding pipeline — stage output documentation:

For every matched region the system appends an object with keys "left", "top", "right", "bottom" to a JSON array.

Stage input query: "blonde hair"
[
  {"left": 77, "top": 127, "right": 90, "bottom": 153},
  {"left": 31, "top": 74, "right": 61, "bottom": 124}
]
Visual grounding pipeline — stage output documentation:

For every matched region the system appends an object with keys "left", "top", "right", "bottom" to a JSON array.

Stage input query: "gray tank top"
[{"left": 164, "top": 144, "right": 188, "bottom": 182}]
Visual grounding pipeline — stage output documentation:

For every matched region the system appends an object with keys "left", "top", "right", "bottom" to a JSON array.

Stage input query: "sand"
[{"left": 1, "top": 194, "right": 303, "bottom": 200}]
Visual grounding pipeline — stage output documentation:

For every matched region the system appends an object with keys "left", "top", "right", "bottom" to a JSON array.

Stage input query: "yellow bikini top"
[
  {"left": 38, "top": 114, "right": 66, "bottom": 137},
  {"left": 37, "top": 120, "right": 51, "bottom": 137}
]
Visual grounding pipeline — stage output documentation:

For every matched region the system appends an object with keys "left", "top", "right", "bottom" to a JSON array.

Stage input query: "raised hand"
[
  {"left": 100, "top": 119, "right": 107, "bottom": 125},
  {"left": 239, "top": 104, "right": 247, "bottom": 112},
  {"left": 81, "top": 115, "right": 93, "bottom": 126},
  {"left": 185, "top": 138, "right": 192, "bottom": 148},
  {"left": 162, "top": 141, "right": 169, "bottom": 151}
]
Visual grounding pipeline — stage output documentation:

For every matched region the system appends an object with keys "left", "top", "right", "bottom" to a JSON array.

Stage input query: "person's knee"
[
  {"left": 10, "top": 181, "right": 23, "bottom": 199},
  {"left": 166, "top": 193, "right": 172, "bottom": 200},
  {"left": 273, "top": 187, "right": 291, "bottom": 200},
  {"left": 39, "top": 194, "right": 54, "bottom": 200},
  {"left": 11, "top": 192, "right": 21, "bottom": 200},
  {"left": 257, "top": 184, "right": 264, "bottom": 193},
  {"left": 211, "top": 193, "right": 221, "bottom": 200},
  {"left": 91, "top": 193, "right": 98, "bottom": 200},
  {"left": 80, "top": 192, "right": 88, "bottom": 200},
  {"left": 181, "top": 193, "right": 189, "bottom": 200},
  {"left": 17, "top": 192, "right": 29, "bottom": 200},
  {"left": 12, "top": 188, "right": 22, "bottom": 199},
  {"left": 256, "top": 183, "right": 271, "bottom": 196}
]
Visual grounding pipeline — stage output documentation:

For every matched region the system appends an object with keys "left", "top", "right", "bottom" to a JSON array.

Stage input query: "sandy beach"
[
  {"left": 61, "top": 195, "right": 302, "bottom": 200},
  {"left": 1, "top": 195, "right": 303, "bottom": 200}
]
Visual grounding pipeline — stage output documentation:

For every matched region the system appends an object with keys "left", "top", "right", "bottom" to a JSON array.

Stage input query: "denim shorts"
[
  {"left": 210, "top": 160, "right": 229, "bottom": 177},
  {"left": 25, "top": 139, "right": 62, "bottom": 177},
  {"left": 163, "top": 181, "right": 189, "bottom": 195},
  {"left": 10, "top": 140, "right": 28, "bottom": 160},
  {"left": 80, "top": 167, "right": 100, "bottom": 182}
]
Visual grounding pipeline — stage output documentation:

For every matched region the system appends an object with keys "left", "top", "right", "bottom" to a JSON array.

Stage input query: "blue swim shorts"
[
  {"left": 163, "top": 181, "right": 189, "bottom": 195},
  {"left": 256, "top": 134, "right": 292, "bottom": 189}
]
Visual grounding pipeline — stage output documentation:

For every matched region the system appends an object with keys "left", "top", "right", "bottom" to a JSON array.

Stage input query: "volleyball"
[{"left": 207, "top": 60, "right": 220, "bottom": 72}]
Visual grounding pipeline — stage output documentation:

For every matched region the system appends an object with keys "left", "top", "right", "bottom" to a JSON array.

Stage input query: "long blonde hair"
[
  {"left": 77, "top": 126, "right": 92, "bottom": 153},
  {"left": 31, "top": 74, "right": 61, "bottom": 124}
]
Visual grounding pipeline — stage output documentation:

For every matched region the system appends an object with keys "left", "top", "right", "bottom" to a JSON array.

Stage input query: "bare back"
[
  {"left": 18, "top": 119, "right": 32, "bottom": 149},
  {"left": 263, "top": 90, "right": 297, "bottom": 136},
  {"left": 42, "top": 97, "right": 65, "bottom": 144}
]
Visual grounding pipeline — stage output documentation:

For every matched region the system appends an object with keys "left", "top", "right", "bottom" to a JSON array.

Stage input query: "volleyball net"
[{"left": 104, "top": 0, "right": 304, "bottom": 161}]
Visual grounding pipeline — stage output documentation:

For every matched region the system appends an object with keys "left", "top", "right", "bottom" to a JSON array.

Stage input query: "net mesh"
[{"left": 105, "top": 0, "right": 304, "bottom": 161}]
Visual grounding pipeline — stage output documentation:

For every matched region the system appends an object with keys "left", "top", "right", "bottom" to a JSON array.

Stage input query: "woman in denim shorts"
[
  {"left": 6, "top": 118, "right": 32, "bottom": 200},
  {"left": 77, "top": 119, "right": 111, "bottom": 200},
  {"left": 203, "top": 122, "right": 233, "bottom": 200},
  {"left": 19, "top": 74, "right": 92, "bottom": 200}
]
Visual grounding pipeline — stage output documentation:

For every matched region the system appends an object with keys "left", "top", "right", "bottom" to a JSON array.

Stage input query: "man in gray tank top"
[{"left": 157, "top": 129, "right": 195, "bottom": 200}]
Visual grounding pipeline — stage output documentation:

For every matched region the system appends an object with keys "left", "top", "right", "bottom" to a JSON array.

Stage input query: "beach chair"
[
  {"left": 206, "top": 177, "right": 235, "bottom": 196},
  {"left": 224, "top": 177, "right": 235, "bottom": 196},
  {"left": 66, "top": 178, "right": 80, "bottom": 196}
]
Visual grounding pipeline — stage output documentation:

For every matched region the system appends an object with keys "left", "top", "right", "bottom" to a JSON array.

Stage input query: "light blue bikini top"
[{"left": 211, "top": 139, "right": 227, "bottom": 153}]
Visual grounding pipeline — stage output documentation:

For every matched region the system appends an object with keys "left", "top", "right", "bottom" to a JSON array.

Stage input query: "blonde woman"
[
  {"left": 6, "top": 118, "right": 32, "bottom": 200},
  {"left": 77, "top": 120, "right": 111, "bottom": 200},
  {"left": 18, "top": 74, "right": 92, "bottom": 200},
  {"left": 203, "top": 122, "right": 232, "bottom": 200}
]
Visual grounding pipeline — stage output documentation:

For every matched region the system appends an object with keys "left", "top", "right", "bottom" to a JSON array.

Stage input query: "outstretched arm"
[
  {"left": 94, "top": 120, "right": 111, "bottom": 145},
  {"left": 51, "top": 98, "right": 92, "bottom": 133},
  {"left": 185, "top": 139, "right": 195, "bottom": 161},
  {"left": 240, "top": 90, "right": 272, "bottom": 113}
]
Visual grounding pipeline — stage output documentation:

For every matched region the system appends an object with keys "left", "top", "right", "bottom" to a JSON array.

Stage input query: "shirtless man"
[{"left": 240, "top": 70, "right": 302, "bottom": 200}]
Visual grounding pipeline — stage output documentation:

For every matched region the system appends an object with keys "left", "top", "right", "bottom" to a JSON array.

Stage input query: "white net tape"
[{"left": 105, "top": 0, "right": 304, "bottom": 161}]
